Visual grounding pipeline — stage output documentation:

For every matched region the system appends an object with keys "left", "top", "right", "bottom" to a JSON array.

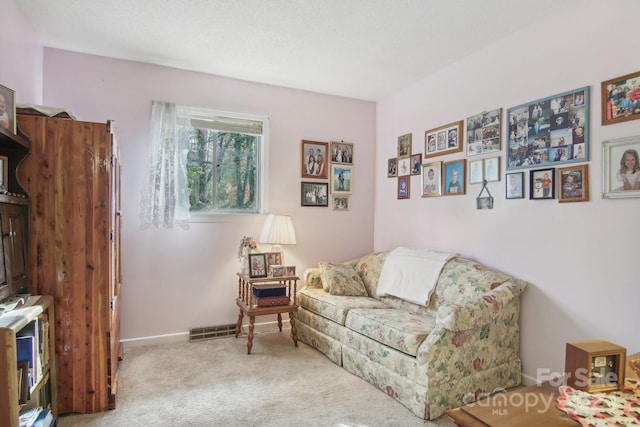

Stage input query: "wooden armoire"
[{"left": 17, "top": 114, "right": 122, "bottom": 414}]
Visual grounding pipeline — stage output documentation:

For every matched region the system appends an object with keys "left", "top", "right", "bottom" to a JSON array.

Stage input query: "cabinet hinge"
[
  {"left": 110, "top": 298, "right": 114, "bottom": 311},
  {"left": 109, "top": 230, "right": 114, "bottom": 241}
]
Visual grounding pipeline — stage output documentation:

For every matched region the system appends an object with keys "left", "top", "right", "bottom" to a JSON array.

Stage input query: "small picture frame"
[
  {"left": 387, "top": 158, "right": 397, "bottom": 177},
  {"left": 483, "top": 156, "right": 501, "bottom": 182},
  {"left": 284, "top": 266, "right": 296, "bottom": 277},
  {"left": 0, "top": 84, "right": 16, "bottom": 134},
  {"left": 602, "top": 135, "right": 640, "bottom": 198},
  {"left": 248, "top": 253, "right": 267, "bottom": 278},
  {"left": 505, "top": 172, "right": 525, "bottom": 199},
  {"left": 0, "top": 155, "right": 8, "bottom": 190},
  {"left": 529, "top": 168, "right": 555, "bottom": 200},
  {"left": 468, "top": 159, "right": 484, "bottom": 184},
  {"left": 330, "top": 141, "right": 353, "bottom": 164},
  {"left": 558, "top": 164, "right": 589, "bottom": 203},
  {"left": 410, "top": 153, "right": 422, "bottom": 175},
  {"left": 397, "top": 175, "right": 410, "bottom": 199},
  {"left": 397, "top": 133, "right": 412, "bottom": 159},
  {"left": 397, "top": 157, "right": 411, "bottom": 176},
  {"left": 332, "top": 195, "right": 349, "bottom": 211},
  {"left": 301, "top": 140, "right": 329, "bottom": 179},
  {"left": 421, "top": 161, "right": 442, "bottom": 197},
  {"left": 443, "top": 159, "right": 465, "bottom": 196},
  {"left": 424, "top": 120, "right": 464, "bottom": 159},
  {"left": 601, "top": 70, "right": 640, "bottom": 126},
  {"left": 466, "top": 108, "right": 502, "bottom": 156},
  {"left": 264, "top": 252, "right": 282, "bottom": 271},
  {"left": 301, "top": 182, "right": 329, "bottom": 206},
  {"left": 270, "top": 265, "right": 285, "bottom": 278},
  {"left": 331, "top": 165, "right": 352, "bottom": 194}
]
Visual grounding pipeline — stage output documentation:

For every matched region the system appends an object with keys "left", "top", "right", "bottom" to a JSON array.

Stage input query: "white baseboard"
[{"left": 121, "top": 319, "right": 290, "bottom": 350}]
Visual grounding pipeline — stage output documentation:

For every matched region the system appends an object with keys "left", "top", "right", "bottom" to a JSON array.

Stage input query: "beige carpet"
[{"left": 57, "top": 330, "right": 456, "bottom": 427}]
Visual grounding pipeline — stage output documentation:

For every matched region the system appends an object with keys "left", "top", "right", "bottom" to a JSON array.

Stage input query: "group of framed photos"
[
  {"left": 387, "top": 69, "right": 640, "bottom": 202},
  {"left": 300, "top": 139, "right": 353, "bottom": 210},
  {"left": 247, "top": 251, "right": 296, "bottom": 279}
]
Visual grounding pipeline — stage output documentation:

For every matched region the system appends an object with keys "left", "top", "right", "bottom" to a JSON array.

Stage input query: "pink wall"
[
  {"left": 40, "top": 49, "right": 376, "bottom": 339},
  {"left": 375, "top": 0, "right": 640, "bottom": 382},
  {"left": 0, "top": 0, "right": 43, "bottom": 104}
]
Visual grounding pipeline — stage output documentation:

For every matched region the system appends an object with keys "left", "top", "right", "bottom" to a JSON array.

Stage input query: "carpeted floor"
[{"left": 57, "top": 330, "right": 456, "bottom": 426}]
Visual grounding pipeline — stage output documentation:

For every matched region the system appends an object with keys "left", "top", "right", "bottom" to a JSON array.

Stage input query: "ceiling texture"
[{"left": 17, "top": 0, "right": 574, "bottom": 101}]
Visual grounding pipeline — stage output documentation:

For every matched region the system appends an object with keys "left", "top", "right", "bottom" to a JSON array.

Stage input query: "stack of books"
[
  {"left": 19, "top": 407, "right": 54, "bottom": 427},
  {"left": 252, "top": 283, "right": 289, "bottom": 308}
]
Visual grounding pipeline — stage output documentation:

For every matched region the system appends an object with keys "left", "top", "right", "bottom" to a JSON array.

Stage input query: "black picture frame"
[
  {"left": 301, "top": 182, "right": 329, "bottom": 206},
  {"left": 248, "top": 253, "right": 268, "bottom": 278},
  {"left": 529, "top": 168, "right": 555, "bottom": 200}
]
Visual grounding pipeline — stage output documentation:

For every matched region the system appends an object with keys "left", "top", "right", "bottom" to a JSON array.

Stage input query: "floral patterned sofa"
[{"left": 296, "top": 250, "right": 527, "bottom": 420}]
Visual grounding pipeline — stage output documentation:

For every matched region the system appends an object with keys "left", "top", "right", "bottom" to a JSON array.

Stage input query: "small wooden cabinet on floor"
[{"left": 17, "top": 114, "right": 123, "bottom": 414}]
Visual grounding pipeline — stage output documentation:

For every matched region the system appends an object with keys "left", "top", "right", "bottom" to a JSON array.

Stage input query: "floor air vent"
[{"left": 189, "top": 324, "right": 237, "bottom": 342}]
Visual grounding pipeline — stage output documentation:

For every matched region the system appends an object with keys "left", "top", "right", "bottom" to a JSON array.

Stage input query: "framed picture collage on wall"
[
  {"left": 300, "top": 139, "right": 354, "bottom": 210},
  {"left": 386, "top": 71, "right": 640, "bottom": 204}
]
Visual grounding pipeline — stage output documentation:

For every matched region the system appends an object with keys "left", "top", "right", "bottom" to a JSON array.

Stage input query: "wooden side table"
[{"left": 234, "top": 273, "right": 299, "bottom": 354}]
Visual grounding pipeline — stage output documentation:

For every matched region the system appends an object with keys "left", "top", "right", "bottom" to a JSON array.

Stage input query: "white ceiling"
[{"left": 17, "top": 0, "right": 573, "bottom": 101}]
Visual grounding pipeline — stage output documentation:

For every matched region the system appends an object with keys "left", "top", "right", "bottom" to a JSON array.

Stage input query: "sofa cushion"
[
  {"left": 345, "top": 308, "right": 435, "bottom": 356},
  {"left": 352, "top": 252, "right": 389, "bottom": 297},
  {"left": 319, "top": 262, "right": 368, "bottom": 296},
  {"left": 298, "top": 288, "right": 388, "bottom": 325}
]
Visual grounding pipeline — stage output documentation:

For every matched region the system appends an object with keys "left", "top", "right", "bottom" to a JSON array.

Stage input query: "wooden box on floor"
[{"left": 17, "top": 114, "right": 123, "bottom": 414}]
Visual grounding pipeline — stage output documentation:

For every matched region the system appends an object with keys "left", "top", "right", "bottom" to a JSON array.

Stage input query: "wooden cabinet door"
[
  {"left": 0, "top": 205, "right": 8, "bottom": 295},
  {"left": 0, "top": 203, "right": 29, "bottom": 299}
]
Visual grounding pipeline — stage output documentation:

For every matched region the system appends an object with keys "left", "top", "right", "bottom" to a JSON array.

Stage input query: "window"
[{"left": 179, "top": 106, "right": 269, "bottom": 214}]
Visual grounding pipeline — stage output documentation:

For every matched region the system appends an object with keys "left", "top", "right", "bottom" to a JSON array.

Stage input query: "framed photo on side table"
[
  {"left": 558, "top": 164, "right": 589, "bottom": 203},
  {"left": 601, "top": 70, "right": 640, "bottom": 126},
  {"left": 248, "top": 253, "right": 267, "bottom": 278},
  {"left": 529, "top": 168, "right": 555, "bottom": 200},
  {"left": 0, "top": 84, "right": 16, "bottom": 134},
  {"left": 602, "top": 135, "right": 640, "bottom": 198}
]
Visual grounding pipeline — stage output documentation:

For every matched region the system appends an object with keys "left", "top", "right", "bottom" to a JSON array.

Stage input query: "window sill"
[{"left": 188, "top": 212, "right": 265, "bottom": 224}]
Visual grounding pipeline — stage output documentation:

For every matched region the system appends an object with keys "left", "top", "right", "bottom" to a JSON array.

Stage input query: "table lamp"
[{"left": 259, "top": 214, "right": 297, "bottom": 256}]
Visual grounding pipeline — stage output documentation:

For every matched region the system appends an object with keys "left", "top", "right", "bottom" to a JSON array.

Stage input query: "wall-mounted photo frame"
[
  {"left": 264, "top": 252, "right": 282, "bottom": 271},
  {"left": 0, "top": 84, "right": 16, "bottom": 134},
  {"left": 505, "top": 172, "right": 525, "bottom": 199},
  {"left": 301, "top": 140, "right": 329, "bottom": 179},
  {"left": 248, "top": 253, "right": 267, "bottom": 278},
  {"left": 410, "top": 153, "right": 422, "bottom": 175},
  {"left": 443, "top": 159, "right": 465, "bottom": 195},
  {"left": 331, "top": 165, "right": 352, "bottom": 194},
  {"left": 301, "top": 182, "right": 329, "bottom": 206},
  {"left": 397, "top": 133, "right": 412, "bottom": 159},
  {"left": 602, "top": 135, "right": 640, "bottom": 198},
  {"left": 0, "top": 155, "right": 8, "bottom": 190},
  {"left": 424, "top": 120, "right": 464, "bottom": 159},
  {"left": 601, "top": 70, "right": 640, "bottom": 126},
  {"left": 466, "top": 108, "right": 502, "bottom": 156},
  {"left": 332, "top": 195, "right": 349, "bottom": 211},
  {"left": 397, "top": 157, "right": 411, "bottom": 176},
  {"left": 422, "top": 161, "right": 442, "bottom": 197},
  {"left": 397, "top": 175, "right": 410, "bottom": 199},
  {"left": 507, "top": 86, "right": 589, "bottom": 170},
  {"left": 529, "top": 168, "right": 555, "bottom": 200},
  {"left": 558, "top": 164, "right": 589, "bottom": 203},
  {"left": 387, "top": 158, "right": 397, "bottom": 178},
  {"left": 330, "top": 141, "right": 353, "bottom": 164},
  {"left": 483, "top": 156, "right": 500, "bottom": 182},
  {"left": 468, "top": 159, "right": 484, "bottom": 184}
]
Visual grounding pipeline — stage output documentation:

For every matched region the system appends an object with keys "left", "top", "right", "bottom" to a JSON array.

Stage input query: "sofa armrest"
[
  {"left": 302, "top": 268, "right": 323, "bottom": 289},
  {"left": 435, "top": 279, "right": 527, "bottom": 331}
]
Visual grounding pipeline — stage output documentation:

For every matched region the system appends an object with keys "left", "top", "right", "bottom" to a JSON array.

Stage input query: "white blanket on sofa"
[{"left": 376, "top": 247, "right": 458, "bottom": 305}]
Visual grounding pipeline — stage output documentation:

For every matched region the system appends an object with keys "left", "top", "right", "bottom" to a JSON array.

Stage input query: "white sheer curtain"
[{"left": 140, "top": 101, "right": 192, "bottom": 230}]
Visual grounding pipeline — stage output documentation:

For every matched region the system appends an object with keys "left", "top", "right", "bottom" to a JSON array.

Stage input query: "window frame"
[{"left": 180, "top": 106, "right": 270, "bottom": 221}]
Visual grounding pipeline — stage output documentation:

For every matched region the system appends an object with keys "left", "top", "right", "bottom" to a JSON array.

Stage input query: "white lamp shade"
[{"left": 259, "top": 214, "right": 297, "bottom": 245}]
